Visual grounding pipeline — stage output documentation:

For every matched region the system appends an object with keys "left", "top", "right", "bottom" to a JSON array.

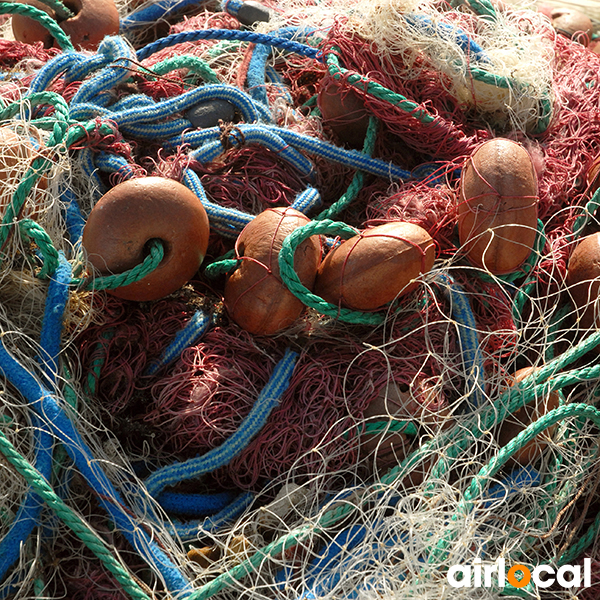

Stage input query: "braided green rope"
[
  {"left": 0, "top": 427, "right": 152, "bottom": 600},
  {"left": 467, "top": 68, "right": 552, "bottom": 134},
  {"left": 326, "top": 51, "right": 436, "bottom": 125},
  {"left": 0, "top": 92, "right": 71, "bottom": 123},
  {"left": 558, "top": 510, "right": 600, "bottom": 566},
  {"left": 431, "top": 403, "right": 600, "bottom": 562},
  {"left": 571, "top": 185, "right": 600, "bottom": 239},
  {"left": 0, "top": 92, "right": 72, "bottom": 275},
  {"left": 363, "top": 419, "right": 419, "bottom": 437},
  {"left": 84, "top": 330, "right": 115, "bottom": 396},
  {"left": 187, "top": 523, "right": 316, "bottom": 600},
  {"left": 19, "top": 219, "right": 59, "bottom": 280},
  {"left": 465, "top": 0, "right": 497, "bottom": 18},
  {"left": 75, "top": 238, "right": 165, "bottom": 292},
  {"left": 204, "top": 249, "right": 238, "bottom": 278},
  {"left": 0, "top": 3, "right": 74, "bottom": 51},
  {"left": 316, "top": 116, "right": 378, "bottom": 221},
  {"left": 278, "top": 220, "right": 385, "bottom": 325},
  {"left": 151, "top": 55, "right": 221, "bottom": 84},
  {"left": 36, "top": 0, "right": 74, "bottom": 20}
]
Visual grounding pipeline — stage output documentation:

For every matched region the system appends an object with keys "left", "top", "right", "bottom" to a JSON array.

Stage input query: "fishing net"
[{"left": 0, "top": 0, "right": 599, "bottom": 598}]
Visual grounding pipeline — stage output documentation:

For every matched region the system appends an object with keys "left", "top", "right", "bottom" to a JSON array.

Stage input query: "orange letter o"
[{"left": 507, "top": 565, "right": 531, "bottom": 588}]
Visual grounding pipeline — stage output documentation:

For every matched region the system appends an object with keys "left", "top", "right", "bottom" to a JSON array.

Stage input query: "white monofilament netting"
[{"left": 0, "top": 0, "right": 599, "bottom": 599}]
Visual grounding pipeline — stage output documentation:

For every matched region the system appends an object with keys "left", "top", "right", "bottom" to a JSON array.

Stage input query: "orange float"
[
  {"left": 82, "top": 177, "right": 210, "bottom": 302},
  {"left": 457, "top": 138, "right": 539, "bottom": 274},
  {"left": 12, "top": 0, "right": 119, "bottom": 51}
]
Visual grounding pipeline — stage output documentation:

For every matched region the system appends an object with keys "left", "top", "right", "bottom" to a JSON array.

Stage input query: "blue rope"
[
  {"left": 28, "top": 51, "right": 85, "bottom": 94},
  {"left": 221, "top": 0, "right": 243, "bottom": 16},
  {"left": 403, "top": 14, "right": 490, "bottom": 64},
  {"left": 145, "top": 310, "right": 212, "bottom": 376},
  {"left": 157, "top": 490, "right": 236, "bottom": 517},
  {"left": 76, "top": 147, "right": 106, "bottom": 200},
  {"left": 189, "top": 125, "right": 314, "bottom": 178},
  {"left": 434, "top": 271, "right": 486, "bottom": 410},
  {"left": 121, "top": 0, "right": 204, "bottom": 32},
  {"left": 173, "top": 124, "right": 410, "bottom": 181},
  {"left": 0, "top": 341, "right": 193, "bottom": 596},
  {"left": 94, "top": 152, "right": 137, "bottom": 179},
  {"left": 136, "top": 29, "right": 321, "bottom": 62},
  {"left": 246, "top": 27, "right": 318, "bottom": 107},
  {"left": 168, "top": 492, "right": 255, "bottom": 539},
  {"left": 182, "top": 168, "right": 253, "bottom": 237},
  {"left": 0, "top": 254, "right": 71, "bottom": 586},
  {"left": 61, "top": 186, "right": 86, "bottom": 243},
  {"left": 144, "top": 347, "right": 299, "bottom": 497},
  {"left": 64, "top": 53, "right": 109, "bottom": 85},
  {"left": 70, "top": 37, "right": 135, "bottom": 107},
  {"left": 110, "top": 83, "right": 269, "bottom": 127},
  {"left": 290, "top": 187, "right": 322, "bottom": 214}
]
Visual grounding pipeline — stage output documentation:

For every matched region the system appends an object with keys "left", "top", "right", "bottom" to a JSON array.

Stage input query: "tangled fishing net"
[{"left": 0, "top": 0, "right": 600, "bottom": 598}]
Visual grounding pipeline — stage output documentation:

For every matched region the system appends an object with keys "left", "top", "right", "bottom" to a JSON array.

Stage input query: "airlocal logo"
[{"left": 447, "top": 558, "right": 592, "bottom": 589}]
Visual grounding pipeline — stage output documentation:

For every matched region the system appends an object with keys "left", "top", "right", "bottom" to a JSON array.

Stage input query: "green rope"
[
  {"left": 558, "top": 510, "right": 600, "bottom": 566},
  {"left": 36, "top": 0, "right": 74, "bottom": 20},
  {"left": 362, "top": 419, "right": 419, "bottom": 437},
  {"left": 0, "top": 92, "right": 72, "bottom": 273},
  {"left": 0, "top": 3, "right": 74, "bottom": 51},
  {"left": 465, "top": 0, "right": 497, "bottom": 18},
  {"left": 431, "top": 403, "right": 600, "bottom": 562},
  {"left": 278, "top": 220, "right": 385, "bottom": 325},
  {"left": 325, "top": 51, "right": 436, "bottom": 125},
  {"left": 0, "top": 426, "right": 152, "bottom": 600},
  {"left": 187, "top": 523, "right": 316, "bottom": 600},
  {"left": 203, "top": 249, "right": 239, "bottom": 278},
  {"left": 84, "top": 329, "right": 115, "bottom": 397},
  {"left": 74, "top": 239, "right": 165, "bottom": 292},
  {"left": 571, "top": 185, "right": 600, "bottom": 239},
  {"left": 151, "top": 55, "right": 221, "bottom": 84},
  {"left": 316, "top": 116, "right": 378, "bottom": 221},
  {"left": 19, "top": 219, "right": 59, "bottom": 280}
]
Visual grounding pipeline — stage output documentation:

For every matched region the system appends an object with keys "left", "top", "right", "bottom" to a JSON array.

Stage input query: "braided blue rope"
[
  {"left": 144, "top": 347, "right": 299, "bottom": 497},
  {"left": 94, "top": 152, "right": 137, "bottom": 179},
  {"left": 70, "top": 37, "right": 135, "bottom": 108},
  {"left": 169, "top": 492, "right": 255, "bottom": 539},
  {"left": 403, "top": 14, "right": 490, "bottom": 64},
  {"left": 136, "top": 29, "right": 321, "bottom": 62},
  {"left": 290, "top": 187, "right": 322, "bottom": 214},
  {"left": 0, "top": 254, "right": 70, "bottom": 586},
  {"left": 120, "top": 118, "right": 192, "bottom": 140},
  {"left": 64, "top": 53, "right": 110, "bottom": 85},
  {"left": 120, "top": 0, "right": 203, "bottom": 32},
  {"left": 76, "top": 147, "right": 106, "bottom": 200},
  {"left": 0, "top": 342, "right": 193, "bottom": 596},
  {"left": 28, "top": 52, "right": 85, "bottom": 94},
  {"left": 111, "top": 83, "right": 269, "bottom": 127},
  {"left": 246, "top": 27, "right": 314, "bottom": 107},
  {"left": 434, "top": 271, "right": 485, "bottom": 410},
  {"left": 70, "top": 84, "right": 268, "bottom": 126},
  {"left": 61, "top": 186, "right": 86, "bottom": 243},
  {"left": 221, "top": 0, "right": 243, "bottom": 16},
  {"left": 274, "top": 127, "right": 411, "bottom": 181},
  {"left": 189, "top": 125, "right": 314, "bottom": 177},
  {"left": 145, "top": 310, "right": 212, "bottom": 376},
  {"left": 157, "top": 490, "right": 235, "bottom": 517},
  {"left": 265, "top": 65, "right": 294, "bottom": 104},
  {"left": 173, "top": 125, "right": 411, "bottom": 181},
  {"left": 182, "top": 169, "right": 253, "bottom": 237}
]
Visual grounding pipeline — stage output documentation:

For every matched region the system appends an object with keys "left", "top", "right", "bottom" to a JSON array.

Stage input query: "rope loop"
[
  {"left": 76, "top": 238, "right": 165, "bottom": 292},
  {"left": 278, "top": 219, "right": 386, "bottom": 325}
]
